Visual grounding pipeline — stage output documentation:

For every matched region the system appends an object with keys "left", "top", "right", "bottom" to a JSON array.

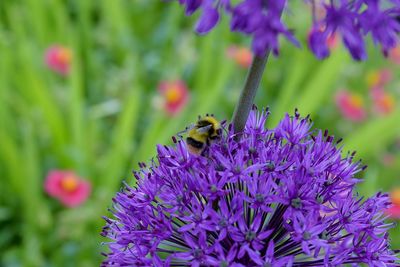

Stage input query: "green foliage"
[{"left": 0, "top": 0, "right": 399, "bottom": 266}]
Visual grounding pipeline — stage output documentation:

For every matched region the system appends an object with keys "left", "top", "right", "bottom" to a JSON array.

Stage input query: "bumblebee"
[{"left": 183, "top": 114, "right": 222, "bottom": 155}]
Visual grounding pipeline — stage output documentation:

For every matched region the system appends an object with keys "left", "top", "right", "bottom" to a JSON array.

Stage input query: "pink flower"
[
  {"left": 389, "top": 45, "right": 400, "bottom": 65},
  {"left": 386, "top": 189, "right": 400, "bottom": 219},
  {"left": 366, "top": 69, "right": 392, "bottom": 89},
  {"left": 45, "top": 45, "right": 72, "bottom": 75},
  {"left": 391, "top": 189, "right": 400, "bottom": 205},
  {"left": 226, "top": 45, "right": 253, "bottom": 68},
  {"left": 386, "top": 205, "right": 400, "bottom": 219},
  {"left": 381, "top": 153, "right": 396, "bottom": 167},
  {"left": 45, "top": 170, "right": 91, "bottom": 207},
  {"left": 335, "top": 90, "right": 367, "bottom": 122},
  {"left": 158, "top": 80, "right": 189, "bottom": 116},
  {"left": 370, "top": 87, "right": 395, "bottom": 115},
  {"left": 326, "top": 32, "right": 339, "bottom": 50}
]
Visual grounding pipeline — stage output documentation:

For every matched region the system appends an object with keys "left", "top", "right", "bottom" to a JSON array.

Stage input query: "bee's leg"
[
  {"left": 219, "top": 120, "right": 229, "bottom": 135},
  {"left": 209, "top": 134, "right": 221, "bottom": 141},
  {"left": 200, "top": 145, "right": 209, "bottom": 157},
  {"left": 176, "top": 132, "right": 183, "bottom": 139},
  {"left": 177, "top": 128, "right": 187, "bottom": 139}
]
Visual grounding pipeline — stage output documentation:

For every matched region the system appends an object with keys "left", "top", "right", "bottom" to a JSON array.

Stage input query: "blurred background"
[{"left": 1, "top": 0, "right": 400, "bottom": 266}]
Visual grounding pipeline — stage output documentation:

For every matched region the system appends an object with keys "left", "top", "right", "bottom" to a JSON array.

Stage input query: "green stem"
[{"left": 231, "top": 53, "right": 270, "bottom": 134}]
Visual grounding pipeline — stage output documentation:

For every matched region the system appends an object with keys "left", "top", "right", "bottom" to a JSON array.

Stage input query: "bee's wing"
[
  {"left": 195, "top": 125, "right": 212, "bottom": 134},
  {"left": 177, "top": 123, "right": 195, "bottom": 138}
]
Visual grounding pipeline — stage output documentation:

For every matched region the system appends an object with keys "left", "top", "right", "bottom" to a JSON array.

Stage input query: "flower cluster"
[
  {"left": 101, "top": 109, "right": 398, "bottom": 266},
  {"left": 335, "top": 67, "right": 397, "bottom": 122},
  {"left": 173, "top": 0, "right": 400, "bottom": 60},
  {"left": 367, "top": 69, "right": 396, "bottom": 115}
]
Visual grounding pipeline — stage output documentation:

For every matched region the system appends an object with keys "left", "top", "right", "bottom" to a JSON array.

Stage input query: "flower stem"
[{"left": 231, "top": 53, "right": 270, "bottom": 134}]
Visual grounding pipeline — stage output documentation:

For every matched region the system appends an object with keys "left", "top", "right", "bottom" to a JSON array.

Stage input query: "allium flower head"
[
  {"left": 101, "top": 109, "right": 398, "bottom": 266},
  {"left": 335, "top": 90, "right": 367, "bottom": 122},
  {"left": 45, "top": 170, "right": 91, "bottom": 207},
  {"left": 45, "top": 45, "right": 72, "bottom": 75},
  {"left": 157, "top": 80, "right": 189, "bottom": 116},
  {"left": 173, "top": 0, "right": 400, "bottom": 60}
]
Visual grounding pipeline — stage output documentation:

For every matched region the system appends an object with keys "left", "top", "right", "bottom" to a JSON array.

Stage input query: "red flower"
[
  {"left": 335, "top": 90, "right": 367, "bottom": 122},
  {"left": 45, "top": 170, "right": 91, "bottom": 208},
  {"left": 158, "top": 80, "right": 189, "bottom": 116},
  {"left": 45, "top": 45, "right": 72, "bottom": 75}
]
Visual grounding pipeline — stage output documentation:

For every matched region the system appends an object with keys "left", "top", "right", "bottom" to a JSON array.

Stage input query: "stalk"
[{"left": 231, "top": 52, "right": 270, "bottom": 134}]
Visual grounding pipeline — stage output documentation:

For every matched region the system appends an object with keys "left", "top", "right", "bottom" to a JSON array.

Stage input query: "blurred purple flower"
[
  {"left": 331, "top": 3, "right": 366, "bottom": 60},
  {"left": 309, "top": 28, "right": 331, "bottom": 59},
  {"left": 196, "top": 3, "right": 220, "bottom": 34},
  {"left": 178, "top": 0, "right": 202, "bottom": 15},
  {"left": 173, "top": 0, "right": 400, "bottom": 60},
  {"left": 101, "top": 109, "right": 398, "bottom": 266},
  {"left": 359, "top": 0, "right": 400, "bottom": 55}
]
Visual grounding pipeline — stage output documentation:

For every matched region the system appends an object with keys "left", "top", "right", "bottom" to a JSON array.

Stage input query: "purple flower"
[
  {"left": 196, "top": 3, "right": 220, "bottom": 34},
  {"left": 322, "top": 2, "right": 367, "bottom": 60},
  {"left": 359, "top": 0, "right": 400, "bottom": 55},
  {"left": 178, "top": 0, "right": 202, "bottom": 15},
  {"left": 172, "top": 0, "right": 400, "bottom": 60},
  {"left": 308, "top": 28, "right": 331, "bottom": 59},
  {"left": 101, "top": 108, "right": 398, "bottom": 266},
  {"left": 178, "top": 0, "right": 230, "bottom": 33},
  {"left": 231, "top": 0, "right": 299, "bottom": 56}
]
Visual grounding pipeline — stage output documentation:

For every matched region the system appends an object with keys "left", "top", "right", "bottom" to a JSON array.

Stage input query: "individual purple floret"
[
  {"left": 173, "top": 0, "right": 400, "bottom": 60},
  {"left": 101, "top": 108, "right": 398, "bottom": 266}
]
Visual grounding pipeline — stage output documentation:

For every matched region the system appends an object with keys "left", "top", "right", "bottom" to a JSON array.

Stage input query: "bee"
[{"left": 181, "top": 114, "right": 222, "bottom": 155}]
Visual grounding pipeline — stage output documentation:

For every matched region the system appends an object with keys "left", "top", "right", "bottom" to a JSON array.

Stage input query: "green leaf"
[
  {"left": 345, "top": 109, "right": 400, "bottom": 159},
  {"left": 295, "top": 50, "right": 348, "bottom": 117}
]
